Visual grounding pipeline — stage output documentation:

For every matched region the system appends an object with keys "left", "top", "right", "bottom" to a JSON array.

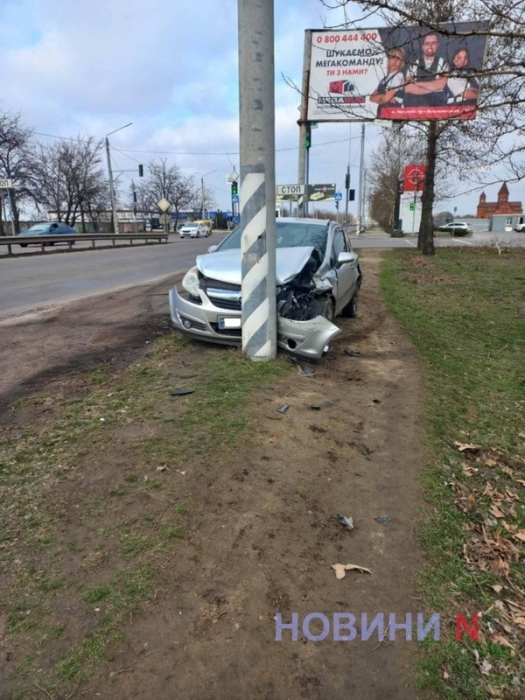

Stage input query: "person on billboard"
[
  {"left": 404, "top": 32, "right": 449, "bottom": 107},
  {"left": 370, "top": 48, "right": 407, "bottom": 117},
  {"left": 445, "top": 48, "right": 480, "bottom": 106}
]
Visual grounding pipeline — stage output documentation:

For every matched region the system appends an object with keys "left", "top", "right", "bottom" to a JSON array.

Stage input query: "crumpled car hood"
[{"left": 196, "top": 246, "right": 315, "bottom": 286}]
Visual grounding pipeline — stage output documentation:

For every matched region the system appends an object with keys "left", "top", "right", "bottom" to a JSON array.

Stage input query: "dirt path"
[
  {"left": 86, "top": 253, "right": 426, "bottom": 699},
  {"left": 1, "top": 252, "right": 428, "bottom": 699}
]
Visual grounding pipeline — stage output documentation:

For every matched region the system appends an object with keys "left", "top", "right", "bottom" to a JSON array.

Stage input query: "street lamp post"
[
  {"left": 105, "top": 123, "right": 132, "bottom": 234},
  {"left": 199, "top": 169, "right": 217, "bottom": 220}
]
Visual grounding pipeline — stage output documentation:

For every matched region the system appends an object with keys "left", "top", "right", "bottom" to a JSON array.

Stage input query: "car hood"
[{"left": 196, "top": 246, "right": 315, "bottom": 286}]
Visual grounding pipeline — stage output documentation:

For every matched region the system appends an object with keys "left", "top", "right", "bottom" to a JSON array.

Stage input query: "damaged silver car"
[{"left": 168, "top": 218, "right": 362, "bottom": 361}]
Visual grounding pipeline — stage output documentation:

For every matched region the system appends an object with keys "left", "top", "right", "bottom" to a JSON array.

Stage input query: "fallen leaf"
[
  {"left": 176, "top": 470, "right": 186, "bottom": 476},
  {"left": 331, "top": 563, "right": 372, "bottom": 580},
  {"left": 156, "top": 465, "right": 167, "bottom": 472},
  {"left": 480, "top": 658, "right": 493, "bottom": 675},
  {"left": 492, "top": 585, "right": 503, "bottom": 594},
  {"left": 455, "top": 442, "right": 481, "bottom": 452},
  {"left": 514, "top": 531, "right": 525, "bottom": 542},
  {"left": 443, "top": 671, "right": 449, "bottom": 680},
  {"left": 490, "top": 505, "right": 505, "bottom": 518},
  {"left": 489, "top": 633, "right": 517, "bottom": 653},
  {"left": 517, "top": 480, "right": 525, "bottom": 487}
]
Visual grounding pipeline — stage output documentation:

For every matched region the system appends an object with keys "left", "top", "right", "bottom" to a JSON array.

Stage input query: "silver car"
[
  {"left": 179, "top": 222, "right": 209, "bottom": 239},
  {"left": 169, "top": 218, "right": 362, "bottom": 361}
]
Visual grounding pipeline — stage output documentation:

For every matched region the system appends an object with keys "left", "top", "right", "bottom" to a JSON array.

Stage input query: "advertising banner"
[
  {"left": 308, "top": 184, "right": 337, "bottom": 202},
  {"left": 307, "top": 22, "right": 488, "bottom": 122}
]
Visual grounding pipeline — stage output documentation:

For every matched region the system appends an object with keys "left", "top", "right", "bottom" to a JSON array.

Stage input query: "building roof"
[{"left": 499, "top": 182, "right": 509, "bottom": 195}]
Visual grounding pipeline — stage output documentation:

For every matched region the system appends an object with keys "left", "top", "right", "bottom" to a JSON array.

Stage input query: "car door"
[{"left": 331, "top": 226, "right": 358, "bottom": 314}]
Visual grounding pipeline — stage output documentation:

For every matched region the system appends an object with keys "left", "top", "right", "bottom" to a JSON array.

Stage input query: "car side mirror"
[
  {"left": 207, "top": 245, "right": 218, "bottom": 254},
  {"left": 337, "top": 251, "right": 357, "bottom": 267}
]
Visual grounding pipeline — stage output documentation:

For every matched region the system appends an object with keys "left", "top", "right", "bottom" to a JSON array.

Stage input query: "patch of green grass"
[
  {"left": 121, "top": 535, "right": 153, "bottom": 558},
  {"left": 381, "top": 248, "right": 525, "bottom": 698},
  {"left": 82, "top": 584, "right": 113, "bottom": 604},
  {"left": 49, "top": 623, "right": 66, "bottom": 640},
  {"left": 163, "top": 526, "right": 184, "bottom": 541}
]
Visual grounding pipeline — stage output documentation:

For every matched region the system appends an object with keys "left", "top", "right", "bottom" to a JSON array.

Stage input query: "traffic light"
[
  {"left": 305, "top": 123, "right": 312, "bottom": 149},
  {"left": 349, "top": 189, "right": 355, "bottom": 201},
  {"left": 138, "top": 164, "right": 144, "bottom": 177},
  {"left": 409, "top": 203, "right": 415, "bottom": 212},
  {"left": 231, "top": 181, "right": 238, "bottom": 196}
]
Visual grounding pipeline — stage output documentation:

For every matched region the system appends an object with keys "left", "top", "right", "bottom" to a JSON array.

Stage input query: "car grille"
[{"left": 199, "top": 276, "right": 242, "bottom": 311}]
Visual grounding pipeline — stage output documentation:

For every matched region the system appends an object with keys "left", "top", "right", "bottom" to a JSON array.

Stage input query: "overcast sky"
[{"left": 0, "top": 0, "right": 522, "bottom": 216}]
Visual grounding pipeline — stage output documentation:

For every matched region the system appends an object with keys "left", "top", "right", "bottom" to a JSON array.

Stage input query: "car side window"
[{"left": 332, "top": 228, "right": 347, "bottom": 262}]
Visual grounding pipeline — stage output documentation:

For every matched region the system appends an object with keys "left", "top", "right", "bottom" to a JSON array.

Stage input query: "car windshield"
[
  {"left": 27, "top": 224, "right": 49, "bottom": 232},
  {"left": 185, "top": 223, "right": 198, "bottom": 228},
  {"left": 217, "top": 221, "right": 328, "bottom": 258}
]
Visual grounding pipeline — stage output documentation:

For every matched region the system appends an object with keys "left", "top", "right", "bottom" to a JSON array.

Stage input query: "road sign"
[
  {"left": 404, "top": 165, "right": 426, "bottom": 192},
  {"left": 232, "top": 194, "right": 239, "bottom": 204},
  {"left": 277, "top": 184, "right": 305, "bottom": 197},
  {"left": 0, "top": 178, "right": 13, "bottom": 189},
  {"left": 157, "top": 198, "right": 170, "bottom": 212},
  {"left": 335, "top": 192, "right": 343, "bottom": 202}
]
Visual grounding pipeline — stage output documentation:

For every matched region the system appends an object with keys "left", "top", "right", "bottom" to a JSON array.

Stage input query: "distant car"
[
  {"left": 515, "top": 221, "right": 525, "bottom": 232},
  {"left": 17, "top": 222, "right": 77, "bottom": 247},
  {"left": 195, "top": 219, "right": 213, "bottom": 234},
  {"left": 437, "top": 221, "right": 473, "bottom": 235},
  {"left": 179, "top": 222, "right": 209, "bottom": 239}
]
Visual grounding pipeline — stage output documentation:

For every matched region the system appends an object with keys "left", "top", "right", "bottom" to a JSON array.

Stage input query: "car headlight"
[{"left": 182, "top": 266, "right": 200, "bottom": 297}]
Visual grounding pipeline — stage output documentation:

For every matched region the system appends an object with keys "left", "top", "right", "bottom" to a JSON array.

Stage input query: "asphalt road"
[
  {"left": 1, "top": 228, "right": 523, "bottom": 321},
  {"left": 0, "top": 233, "right": 228, "bottom": 321}
]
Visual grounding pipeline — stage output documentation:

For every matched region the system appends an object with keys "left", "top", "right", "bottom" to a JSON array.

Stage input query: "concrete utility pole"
[
  {"left": 105, "top": 123, "right": 132, "bottom": 235},
  {"left": 297, "top": 30, "right": 312, "bottom": 218},
  {"left": 238, "top": 0, "right": 277, "bottom": 360},
  {"left": 105, "top": 138, "right": 118, "bottom": 234},
  {"left": 357, "top": 123, "right": 366, "bottom": 235}
]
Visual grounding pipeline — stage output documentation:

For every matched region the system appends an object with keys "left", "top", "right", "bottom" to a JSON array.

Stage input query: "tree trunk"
[
  {"left": 0, "top": 192, "right": 4, "bottom": 236},
  {"left": 418, "top": 121, "right": 438, "bottom": 255}
]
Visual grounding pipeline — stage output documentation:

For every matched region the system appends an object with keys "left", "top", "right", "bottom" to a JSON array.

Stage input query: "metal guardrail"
[{"left": 0, "top": 233, "right": 168, "bottom": 256}]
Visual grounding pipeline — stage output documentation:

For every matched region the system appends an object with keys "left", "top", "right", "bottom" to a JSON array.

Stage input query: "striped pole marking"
[{"left": 240, "top": 164, "right": 272, "bottom": 359}]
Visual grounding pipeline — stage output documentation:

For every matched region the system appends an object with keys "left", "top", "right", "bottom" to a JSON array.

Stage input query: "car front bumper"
[{"left": 169, "top": 286, "right": 341, "bottom": 361}]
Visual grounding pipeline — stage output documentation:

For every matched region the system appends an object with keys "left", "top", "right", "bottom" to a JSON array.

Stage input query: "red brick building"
[{"left": 476, "top": 182, "right": 523, "bottom": 219}]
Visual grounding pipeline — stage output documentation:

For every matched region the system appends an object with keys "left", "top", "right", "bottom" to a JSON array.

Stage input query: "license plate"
[{"left": 218, "top": 317, "right": 242, "bottom": 330}]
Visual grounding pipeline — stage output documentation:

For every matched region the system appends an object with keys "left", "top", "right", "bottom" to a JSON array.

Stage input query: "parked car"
[
  {"left": 436, "top": 221, "right": 473, "bottom": 236},
  {"left": 179, "top": 222, "right": 209, "bottom": 239},
  {"left": 514, "top": 220, "right": 525, "bottom": 232},
  {"left": 17, "top": 222, "right": 77, "bottom": 247},
  {"left": 169, "top": 218, "right": 362, "bottom": 361}
]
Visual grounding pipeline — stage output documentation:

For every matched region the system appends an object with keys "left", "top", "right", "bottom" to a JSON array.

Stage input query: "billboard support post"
[
  {"left": 298, "top": 31, "right": 312, "bottom": 218},
  {"left": 238, "top": 0, "right": 277, "bottom": 361},
  {"left": 357, "top": 123, "right": 366, "bottom": 235}
]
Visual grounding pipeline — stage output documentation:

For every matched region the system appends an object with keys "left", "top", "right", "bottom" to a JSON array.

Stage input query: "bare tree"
[
  {"left": 137, "top": 160, "right": 196, "bottom": 223},
  {"left": 0, "top": 111, "right": 35, "bottom": 234},
  {"left": 31, "top": 137, "right": 107, "bottom": 227}
]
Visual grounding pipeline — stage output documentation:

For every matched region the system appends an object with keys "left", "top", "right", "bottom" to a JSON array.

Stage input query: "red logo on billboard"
[{"left": 404, "top": 165, "right": 426, "bottom": 192}]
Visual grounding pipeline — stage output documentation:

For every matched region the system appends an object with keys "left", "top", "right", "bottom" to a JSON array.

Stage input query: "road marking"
[
  {"left": 405, "top": 239, "right": 417, "bottom": 247},
  {"left": 451, "top": 238, "right": 473, "bottom": 246}
]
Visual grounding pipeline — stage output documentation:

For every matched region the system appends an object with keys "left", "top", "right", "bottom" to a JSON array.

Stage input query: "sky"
[{"left": 0, "top": 0, "right": 522, "bottom": 217}]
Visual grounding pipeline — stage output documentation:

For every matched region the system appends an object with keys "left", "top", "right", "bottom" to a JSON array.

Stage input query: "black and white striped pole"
[{"left": 238, "top": 0, "right": 277, "bottom": 360}]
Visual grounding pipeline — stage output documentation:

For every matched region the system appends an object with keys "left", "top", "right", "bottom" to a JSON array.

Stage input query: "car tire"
[
  {"left": 20, "top": 244, "right": 27, "bottom": 248},
  {"left": 310, "top": 296, "right": 335, "bottom": 323},
  {"left": 342, "top": 277, "right": 362, "bottom": 318}
]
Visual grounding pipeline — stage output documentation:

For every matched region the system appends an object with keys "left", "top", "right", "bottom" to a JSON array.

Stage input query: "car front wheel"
[{"left": 310, "top": 297, "right": 335, "bottom": 323}]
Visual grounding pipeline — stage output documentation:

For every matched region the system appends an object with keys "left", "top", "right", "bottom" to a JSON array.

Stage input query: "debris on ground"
[
  {"left": 375, "top": 517, "right": 391, "bottom": 526},
  {"left": 170, "top": 389, "right": 196, "bottom": 397},
  {"left": 331, "top": 563, "right": 372, "bottom": 580},
  {"left": 289, "top": 357, "right": 316, "bottom": 378},
  {"left": 344, "top": 349, "right": 360, "bottom": 357},
  {"left": 278, "top": 404, "right": 290, "bottom": 414},
  {"left": 310, "top": 404, "right": 322, "bottom": 411},
  {"left": 337, "top": 514, "right": 355, "bottom": 532},
  {"left": 372, "top": 399, "right": 381, "bottom": 405}
]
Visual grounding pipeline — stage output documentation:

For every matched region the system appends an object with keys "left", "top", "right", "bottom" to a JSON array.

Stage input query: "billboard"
[{"left": 307, "top": 22, "right": 488, "bottom": 122}]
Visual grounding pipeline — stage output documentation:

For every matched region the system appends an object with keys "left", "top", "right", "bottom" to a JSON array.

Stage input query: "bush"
[{"left": 390, "top": 229, "right": 405, "bottom": 238}]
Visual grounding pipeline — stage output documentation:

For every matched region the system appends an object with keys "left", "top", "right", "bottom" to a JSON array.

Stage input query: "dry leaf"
[
  {"left": 331, "top": 563, "right": 372, "bottom": 580},
  {"left": 517, "top": 479, "right": 525, "bottom": 487},
  {"left": 492, "top": 585, "right": 503, "bottom": 594},
  {"left": 443, "top": 671, "right": 449, "bottom": 680},
  {"left": 490, "top": 505, "right": 505, "bottom": 518},
  {"left": 455, "top": 442, "right": 481, "bottom": 452},
  {"left": 480, "top": 658, "right": 493, "bottom": 675},
  {"left": 468, "top": 494, "right": 476, "bottom": 506},
  {"left": 156, "top": 465, "right": 167, "bottom": 472},
  {"left": 489, "top": 633, "right": 517, "bottom": 653},
  {"left": 484, "top": 458, "right": 498, "bottom": 468},
  {"left": 462, "top": 465, "right": 478, "bottom": 477},
  {"left": 514, "top": 530, "right": 525, "bottom": 542}
]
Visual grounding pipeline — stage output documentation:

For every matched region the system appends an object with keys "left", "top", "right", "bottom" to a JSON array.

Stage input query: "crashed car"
[{"left": 169, "top": 218, "right": 362, "bottom": 361}]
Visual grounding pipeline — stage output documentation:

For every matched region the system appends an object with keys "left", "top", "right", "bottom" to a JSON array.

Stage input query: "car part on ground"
[{"left": 169, "top": 218, "right": 362, "bottom": 361}]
